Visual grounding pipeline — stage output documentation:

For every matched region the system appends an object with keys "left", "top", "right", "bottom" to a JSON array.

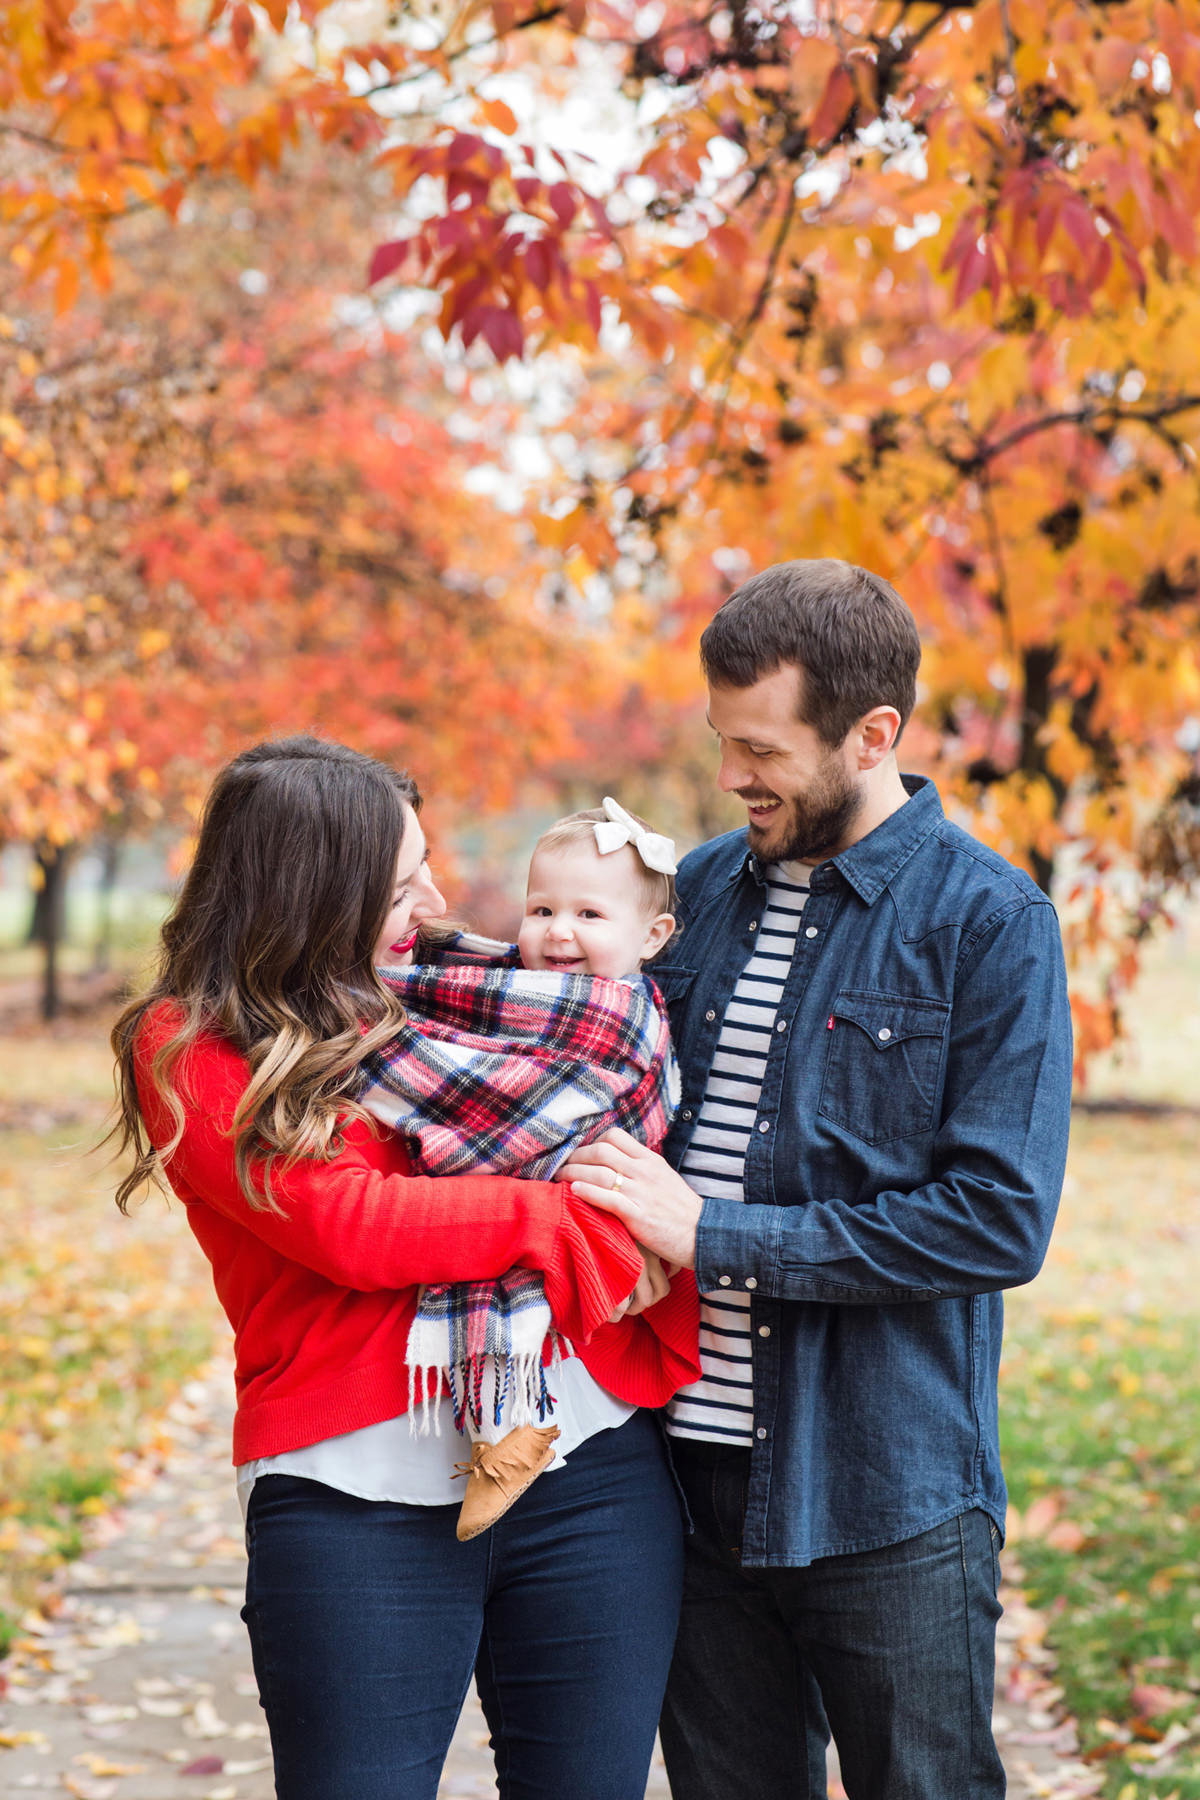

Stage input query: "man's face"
[{"left": 707, "top": 666, "right": 864, "bottom": 864}]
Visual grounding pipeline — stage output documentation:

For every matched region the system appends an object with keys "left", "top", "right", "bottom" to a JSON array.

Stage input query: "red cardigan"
[{"left": 134, "top": 1004, "right": 701, "bottom": 1464}]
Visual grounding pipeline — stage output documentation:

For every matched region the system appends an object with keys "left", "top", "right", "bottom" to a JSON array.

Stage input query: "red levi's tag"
[{"left": 827, "top": 1016, "right": 834, "bottom": 1030}]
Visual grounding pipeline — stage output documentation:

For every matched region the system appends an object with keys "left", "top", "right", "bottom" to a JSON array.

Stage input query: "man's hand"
[
  {"left": 605, "top": 1244, "right": 672, "bottom": 1324},
  {"left": 562, "top": 1128, "right": 703, "bottom": 1270}
]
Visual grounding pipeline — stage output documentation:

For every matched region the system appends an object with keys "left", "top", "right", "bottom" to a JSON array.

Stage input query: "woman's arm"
[
  {"left": 578, "top": 1268, "right": 702, "bottom": 1408},
  {"left": 135, "top": 1018, "right": 644, "bottom": 1343}
]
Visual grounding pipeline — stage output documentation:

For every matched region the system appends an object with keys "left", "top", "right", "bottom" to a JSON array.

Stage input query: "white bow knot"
[{"left": 592, "top": 797, "right": 677, "bottom": 876}]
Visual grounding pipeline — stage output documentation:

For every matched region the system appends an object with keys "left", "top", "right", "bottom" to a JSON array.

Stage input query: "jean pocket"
[{"left": 818, "top": 989, "right": 950, "bottom": 1144}]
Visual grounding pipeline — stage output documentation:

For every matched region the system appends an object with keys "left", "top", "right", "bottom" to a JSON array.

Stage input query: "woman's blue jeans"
[{"left": 241, "top": 1410, "right": 683, "bottom": 1800}]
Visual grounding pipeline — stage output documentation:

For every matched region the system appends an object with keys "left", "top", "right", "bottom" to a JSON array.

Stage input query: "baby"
[{"left": 358, "top": 799, "right": 682, "bottom": 1540}]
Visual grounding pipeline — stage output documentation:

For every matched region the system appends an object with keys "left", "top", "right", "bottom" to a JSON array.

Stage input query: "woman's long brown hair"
[{"left": 111, "top": 735, "right": 419, "bottom": 1212}]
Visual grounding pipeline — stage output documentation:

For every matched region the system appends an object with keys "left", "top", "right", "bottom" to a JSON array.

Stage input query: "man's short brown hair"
[{"left": 699, "top": 558, "right": 922, "bottom": 746}]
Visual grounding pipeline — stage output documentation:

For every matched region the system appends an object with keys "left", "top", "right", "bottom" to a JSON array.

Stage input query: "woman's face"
[{"left": 374, "top": 806, "right": 447, "bottom": 967}]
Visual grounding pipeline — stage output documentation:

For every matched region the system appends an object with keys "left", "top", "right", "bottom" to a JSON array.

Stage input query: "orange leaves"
[
  {"left": 0, "top": 0, "right": 367, "bottom": 307},
  {"left": 477, "top": 95, "right": 518, "bottom": 137}
]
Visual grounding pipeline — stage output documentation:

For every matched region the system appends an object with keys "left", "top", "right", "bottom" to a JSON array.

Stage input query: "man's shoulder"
[{"left": 904, "top": 812, "right": 1051, "bottom": 928}]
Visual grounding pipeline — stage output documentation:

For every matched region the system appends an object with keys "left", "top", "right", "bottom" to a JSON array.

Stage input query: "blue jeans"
[
  {"left": 660, "top": 1441, "right": 1005, "bottom": 1800},
  {"left": 242, "top": 1410, "right": 683, "bottom": 1800}
]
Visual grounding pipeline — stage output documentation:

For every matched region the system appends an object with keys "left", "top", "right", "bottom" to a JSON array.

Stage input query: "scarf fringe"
[{"left": 407, "top": 1334, "right": 567, "bottom": 1438}]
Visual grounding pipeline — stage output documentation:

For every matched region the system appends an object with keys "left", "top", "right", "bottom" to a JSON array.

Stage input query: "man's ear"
[
  {"left": 856, "top": 704, "right": 902, "bottom": 768},
  {"left": 641, "top": 913, "right": 677, "bottom": 963}
]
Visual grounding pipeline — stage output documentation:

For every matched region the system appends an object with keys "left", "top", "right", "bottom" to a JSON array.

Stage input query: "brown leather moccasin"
[{"left": 455, "top": 1424, "right": 562, "bottom": 1542}]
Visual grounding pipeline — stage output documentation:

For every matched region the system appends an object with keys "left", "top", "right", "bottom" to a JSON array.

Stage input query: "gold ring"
[{"left": 610, "top": 1170, "right": 624, "bottom": 1194}]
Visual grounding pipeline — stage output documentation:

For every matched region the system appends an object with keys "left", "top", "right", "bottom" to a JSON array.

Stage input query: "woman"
[{"left": 111, "top": 735, "right": 693, "bottom": 1800}]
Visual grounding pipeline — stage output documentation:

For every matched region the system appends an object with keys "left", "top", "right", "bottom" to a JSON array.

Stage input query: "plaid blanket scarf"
[{"left": 359, "top": 936, "right": 679, "bottom": 1434}]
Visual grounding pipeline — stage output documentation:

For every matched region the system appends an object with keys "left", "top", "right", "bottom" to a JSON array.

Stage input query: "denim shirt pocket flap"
[
  {"left": 645, "top": 963, "right": 696, "bottom": 1005},
  {"left": 818, "top": 989, "right": 950, "bottom": 1145}
]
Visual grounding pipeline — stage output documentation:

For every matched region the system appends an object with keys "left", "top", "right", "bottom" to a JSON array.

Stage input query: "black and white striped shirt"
[{"left": 666, "top": 863, "right": 810, "bottom": 1445}]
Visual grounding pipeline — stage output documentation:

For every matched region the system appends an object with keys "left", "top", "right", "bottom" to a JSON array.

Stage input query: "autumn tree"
[
  {"left": 0, "top": 139, "right": 611, "bottom": 1014},
  {"left": 5, "top": 0, "right": 1200, "bottom": 1057}
]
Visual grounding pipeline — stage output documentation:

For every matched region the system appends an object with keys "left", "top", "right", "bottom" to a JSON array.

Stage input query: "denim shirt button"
[
  {"left": 805, "top": 926, "right": 818, "bottom": 938},
  {"left": 758, "top": 1325, "right": 771, "bottom": 1337},
  {"left": 717, "top": 1275, "right": 732, "bottom": 1287},
  {"left": 681, "top": 1108, "right": 693, "bottom": 1120},
  {"left": 775, "top": 1019, "right": 787, "bottom": 1032},
  {"left": 757, "top": 1120, "right": 770, "bottom": 1133},
  {"left": 745, "top": 1277, "right": 758, "bottom": 1289},
  {"left": 704, "top": 1009, "right": 716, "bottom": 1021},
  {"left": 748, "top": 920, "right": 758, "bottom": 932},
  {"left": 878, "top": 1027, "right": 892, "bottom": 1041},
  {"left": 755, "top": 1427, "right": 767, "bottom": 1440}
]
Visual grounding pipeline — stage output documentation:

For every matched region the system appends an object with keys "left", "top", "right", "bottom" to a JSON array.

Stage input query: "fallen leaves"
[
  {"left": 0, "top": 1354, "right": 275, "bottom": 1796},
  {"left": 0, "top": 1024, "right": 215, "bottom": 1639},
  {"left": 1001, "top": 1110, "right": 1200, "bottom": 1798}
]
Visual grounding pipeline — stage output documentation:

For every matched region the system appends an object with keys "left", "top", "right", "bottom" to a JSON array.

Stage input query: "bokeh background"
[{"left": 3, "top": 3, "right": 1200, "bottom": 1792}]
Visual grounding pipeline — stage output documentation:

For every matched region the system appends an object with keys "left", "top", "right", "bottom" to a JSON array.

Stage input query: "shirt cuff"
[{"left": 694, "top": 1196, "right": 784, "bottom": 1295}]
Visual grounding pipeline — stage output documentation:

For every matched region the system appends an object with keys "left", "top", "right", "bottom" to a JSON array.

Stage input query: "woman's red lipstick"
[{"left": 390, "top": 930, "right": 419, "bottom": 956}]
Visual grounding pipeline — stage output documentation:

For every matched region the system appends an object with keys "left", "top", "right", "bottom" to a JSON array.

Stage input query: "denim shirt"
[{"left": 653, "top": 776, "right": 1072, "bottom": 1568}]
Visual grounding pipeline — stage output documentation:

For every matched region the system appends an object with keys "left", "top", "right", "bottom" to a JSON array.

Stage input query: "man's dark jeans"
[{"left": 660, "top": 1440, "right": 1006, "bottom": 1800}]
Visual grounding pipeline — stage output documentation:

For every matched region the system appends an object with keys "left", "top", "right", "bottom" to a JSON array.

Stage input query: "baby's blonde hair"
[{"left": 535, "top": 807, "right": 676, "bottom": 919}]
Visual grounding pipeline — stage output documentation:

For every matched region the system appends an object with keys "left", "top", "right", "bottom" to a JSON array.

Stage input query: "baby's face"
[{"left": 518, "top": 841, "right": 673, "bottom": 980}]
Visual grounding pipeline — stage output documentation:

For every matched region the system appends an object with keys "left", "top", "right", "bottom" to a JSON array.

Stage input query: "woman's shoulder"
[{"left": 133, "top": 998, "right": 246, "bottom": 1091}]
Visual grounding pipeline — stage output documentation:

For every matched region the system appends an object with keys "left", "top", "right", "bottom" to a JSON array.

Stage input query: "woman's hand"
[
  {"left": 564, "top": 1128, "right": 703, "bottom": 1271},
  {"left": 605, "top": 1243, "right": 673, "bottom": 1324}
]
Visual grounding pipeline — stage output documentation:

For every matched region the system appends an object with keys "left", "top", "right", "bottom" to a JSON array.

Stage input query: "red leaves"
[
  {"left": 229, "top": 3, "right": 254, "bottom": 55},
  {"left": 367, "top": 240, "right": 411, "bottom": 287},
  {"left": 367, "top": 130, "right": 613, "bottom": 362},
  {"left": 547, "top": 182, "right": 577, "bottom": 229},
  {"left": 809, "top": 64, "right": 856, "bottom": 149},
  {"left": 941, "top": 165, "right": 1149, "bottom": 318},
  {"left": 460, "top": 304, "right": 524, "bottom": 361},
  {"left": 941, "top": 208, "right": 1001, "bottom": 308}
]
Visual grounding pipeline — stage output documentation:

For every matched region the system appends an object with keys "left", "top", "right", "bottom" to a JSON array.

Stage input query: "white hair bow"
[{"left": 593, "top": 797, "right": 677, "bottom": 876}]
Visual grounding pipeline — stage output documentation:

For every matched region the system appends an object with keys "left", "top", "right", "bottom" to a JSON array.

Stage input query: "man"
[{"left": 563, "top": 558, "right": 1072, "bottom": 1800}]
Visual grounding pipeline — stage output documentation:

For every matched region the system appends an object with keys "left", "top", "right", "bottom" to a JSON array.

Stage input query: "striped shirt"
[{"left": 666, "top": 862, "right": 809, "bottom": 1445}]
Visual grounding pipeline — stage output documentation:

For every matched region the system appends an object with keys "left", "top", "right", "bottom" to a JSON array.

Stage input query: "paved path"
[{"left": 0, "top": 1353, "right": 1096, "bottom": 1799}]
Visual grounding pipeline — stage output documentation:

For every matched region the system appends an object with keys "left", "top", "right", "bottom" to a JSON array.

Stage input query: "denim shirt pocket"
[
  {"left": 817, "top": 990, "right": 951, "bottom": 1145},
  {"left": 645, "top": 963, "right": 696, "bottom": 1031}
]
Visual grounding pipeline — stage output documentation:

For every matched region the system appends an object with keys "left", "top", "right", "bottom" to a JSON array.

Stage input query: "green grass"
[
  {"left": 1000, "top": 1110, "right": 1200, "bottom": 1797},
  {"left": 0, "top": 1018, "right": 216, "bottom": 1631}
]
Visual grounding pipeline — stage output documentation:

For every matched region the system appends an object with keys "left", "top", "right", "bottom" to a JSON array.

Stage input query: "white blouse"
[{"left": 237, "top": 1356, "right": 634, "bottom": 1517}]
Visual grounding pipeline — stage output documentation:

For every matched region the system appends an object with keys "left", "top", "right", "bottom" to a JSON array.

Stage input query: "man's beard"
[{"left": 745, "top": 763, "right": 864, "bottom": 864}]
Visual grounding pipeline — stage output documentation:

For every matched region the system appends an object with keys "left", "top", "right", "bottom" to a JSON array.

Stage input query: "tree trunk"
[
  {"left": 92, "top": 836, "right": 122, "bottom": 974},
  {"left": 1019, "top": 646, "right": 1062, "bottom": 898},
  {"left": 29, "top": 844, "right": 72, "bottom": 1022}
]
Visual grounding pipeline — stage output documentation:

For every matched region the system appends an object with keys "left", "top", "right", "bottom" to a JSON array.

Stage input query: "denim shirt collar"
[{"left": 741, "top": 774, "right": 943, "bottom": 906}]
